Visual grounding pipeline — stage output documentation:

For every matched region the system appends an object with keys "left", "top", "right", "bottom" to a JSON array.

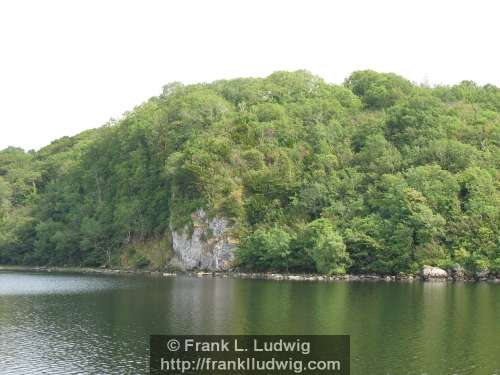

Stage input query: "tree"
[
  {"left": 296, "top": 219, "right": 351, "bottom": 275},
  {"left": 368, "top": 175, "right": 446, "bottom": 273},
  {"left": 0, "top": 70, "right": 498, "bottom": 275},
  {"left": 236, "top": 227, "right": 292, "bottom": 271},
  {"left": 345, "top": 70, "right": 413, "bottom": 109}
]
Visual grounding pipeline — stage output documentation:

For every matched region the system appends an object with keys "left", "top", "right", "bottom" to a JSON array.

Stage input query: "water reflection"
[{"left": 0, "top": 272, "right": 499, "bottom": 374}]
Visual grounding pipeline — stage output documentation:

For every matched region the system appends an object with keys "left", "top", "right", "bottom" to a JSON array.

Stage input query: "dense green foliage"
[{"left": 1, "top": 70, "right": 499, "bottom": 274}]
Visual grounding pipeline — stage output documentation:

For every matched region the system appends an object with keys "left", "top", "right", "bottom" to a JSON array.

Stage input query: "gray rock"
[
  {"left": 196, "top": 272, "right": 212, "bottom": 277},
  {"left": 170, "top": 208, "right": 236, "bottom": 271},
  {"left": 451, "top": 264, "right": 465, "bottom": 280},
  {"left": 421, "top": 265, "right": 448, "bottom": 280},
  {"left": 287, "top": 275, "right": 305, "bottom": 281},
  {"left": 475, "top": 269, "right": 490, "bottom": 280},
  {"left": 269, "top": 274, "right": 284, "bottom": 280}
]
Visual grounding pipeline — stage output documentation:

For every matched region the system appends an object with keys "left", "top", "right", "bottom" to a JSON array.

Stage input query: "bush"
[
  {"left": 467, "top": 254, "right": 490, "bottom": 273},
  {"left": 296, "top": 219, "right": 351, "bottom": 275},
  {"left": 490, "top": 258, "right": 500, "bottom": 276},
  {"left": 453, "top": 247, "right": 470, "bottom": 266},
  {"left": 236, "top": 227, "right": 292, "bottom": 271},
  {"left": 436, "top": 258, "right": 455, "bottom": 270}
]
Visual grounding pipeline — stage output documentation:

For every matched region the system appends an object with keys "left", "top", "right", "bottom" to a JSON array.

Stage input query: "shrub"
[
  {"left": 296, "top": 219, "right": 351, "bottom": 275},
  {"left": 236, "top": 227, "right": 292, "bottom": 271},
  {"left": 490, "top": 258, "right": 500, "bottom": 276}
]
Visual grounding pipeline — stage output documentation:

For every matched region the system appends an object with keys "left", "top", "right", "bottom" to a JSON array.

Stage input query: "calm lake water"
[{"left": 0, "top": 271, "right": 499, "bottom": 375}]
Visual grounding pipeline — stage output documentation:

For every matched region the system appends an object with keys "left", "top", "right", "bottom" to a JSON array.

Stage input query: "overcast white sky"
[{"left": 1, "top": 0, "right": 499, "bottom": 151}]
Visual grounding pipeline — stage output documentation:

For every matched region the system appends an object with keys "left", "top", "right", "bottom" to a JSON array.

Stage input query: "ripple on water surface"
[
  {"left": 0, "top": 272, "right": 499, "bottom": 375},
  {"left": 0, "top": 272, "right": 118, "bottom": 295},
  {"left": 0, "top": 272, "right": 145, "bottom": 374}
]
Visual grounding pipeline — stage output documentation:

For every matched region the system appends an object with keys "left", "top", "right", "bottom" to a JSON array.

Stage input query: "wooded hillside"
[{"left": 1, "top": 70, "right": 499, "bottom": 275}]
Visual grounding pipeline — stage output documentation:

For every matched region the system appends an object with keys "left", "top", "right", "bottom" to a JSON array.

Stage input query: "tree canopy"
[{"left": 0, "top": 70, "right": 499, "bottom": 275}]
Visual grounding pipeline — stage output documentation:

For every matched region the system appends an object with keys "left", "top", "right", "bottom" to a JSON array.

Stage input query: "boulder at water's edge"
[{"left": 421, "top": 265, "right": 448, "bottom": 281}]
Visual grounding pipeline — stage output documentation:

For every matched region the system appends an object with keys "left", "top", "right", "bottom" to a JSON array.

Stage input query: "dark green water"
[{"left": 0, "top": 271, "right": 499, "bottom": 374}]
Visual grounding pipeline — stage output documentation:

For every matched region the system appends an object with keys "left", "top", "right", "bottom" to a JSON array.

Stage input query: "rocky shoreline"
[{"left": 1, "top": 265, "right": 499, "bottom": 282}]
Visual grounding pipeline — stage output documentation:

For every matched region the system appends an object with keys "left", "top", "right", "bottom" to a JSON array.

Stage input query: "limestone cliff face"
[{"left": 170, "top": 209, "right": 236, "bottom": 271}]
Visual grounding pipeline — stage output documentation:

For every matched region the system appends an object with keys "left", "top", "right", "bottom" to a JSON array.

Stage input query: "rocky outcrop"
[
  {"left": 475, "top": 269, "right": 490, "bottom": 281},
  {"left": 170, "top": 209, "right": 236, "bottom": 271},
  {"left": 451, "top": 264, "right": 465, "bottom": 280},
  {"left": 421, "top": 265, "right": 448, "bottom": 281}
]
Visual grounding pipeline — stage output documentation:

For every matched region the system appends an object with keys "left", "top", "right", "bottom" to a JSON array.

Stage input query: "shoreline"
[{"left": 1, "top": 265, "right": 499, "bottom": 283}]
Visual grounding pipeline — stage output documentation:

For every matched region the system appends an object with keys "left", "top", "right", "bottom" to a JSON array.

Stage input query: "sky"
[{"left": 1, "top": 0, "right": 499, "bottom": 151}]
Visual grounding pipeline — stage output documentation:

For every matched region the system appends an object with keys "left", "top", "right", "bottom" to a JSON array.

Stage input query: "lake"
[{"left": 0, "top": 271, "right": 499, "bottom": 374}]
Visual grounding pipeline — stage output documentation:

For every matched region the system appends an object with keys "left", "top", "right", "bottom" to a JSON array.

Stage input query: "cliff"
[{"left": 170, "top": 209, "right": 236, "bottom": 271}]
